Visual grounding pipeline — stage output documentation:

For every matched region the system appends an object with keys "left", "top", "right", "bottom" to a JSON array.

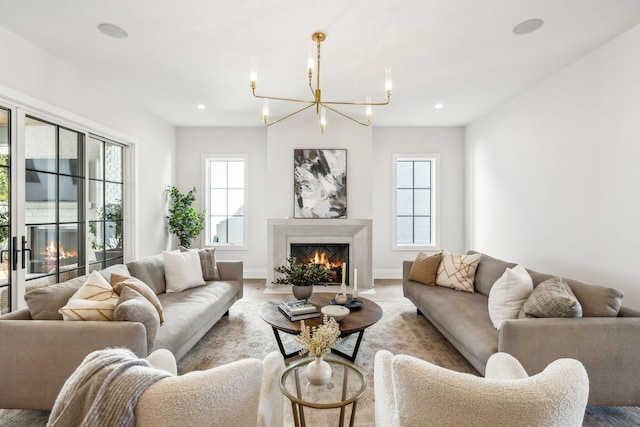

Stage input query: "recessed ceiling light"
[
  {"left": 512, "top": 19, "right": 544, "bottom": 35},
  {"left": 98, "top": 23, "right": 128, "bottom": 39},
  {"left": 435, "top": 103, "right": 443, "bottom": 109},
  {"left": 197, "top": 105, "right": 206, "bottom": 110}
]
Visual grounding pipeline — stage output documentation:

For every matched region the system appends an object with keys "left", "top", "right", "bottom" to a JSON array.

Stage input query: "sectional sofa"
[
  {"left": 0, "top": 253, "right": 243, "bottom": 410},
  {"left": 403, "top": 250, "right": 640, "bottom": 406}
]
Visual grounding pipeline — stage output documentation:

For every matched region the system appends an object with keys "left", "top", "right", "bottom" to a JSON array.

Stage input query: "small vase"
[
  {"left": 305, "top": 356, "right": 332, "bottom": 386},
  {"left": 292, "top": 285, "right": 313, "bottom": 301}
]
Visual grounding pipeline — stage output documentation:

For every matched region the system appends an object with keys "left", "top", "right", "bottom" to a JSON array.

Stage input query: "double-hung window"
[
  {"left": 204, "top": 155, "right": 247, "bottom": 249},
  {"left": 393, "top": 154, "right": 438, "bottom": 250}
]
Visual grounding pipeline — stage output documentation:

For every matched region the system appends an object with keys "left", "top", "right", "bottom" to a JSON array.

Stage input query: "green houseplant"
[
  {"left": 166, "top": 186, "right": 206, "bottom": 249},
  {"left": 273, "top": 256, "right": 330, "bottom": 300}
]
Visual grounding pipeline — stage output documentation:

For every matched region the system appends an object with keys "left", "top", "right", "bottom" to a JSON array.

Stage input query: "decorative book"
[
  {"left": 278, "top": 307, "right": 321, "bottom": 321},
  {"left": 280, "top": 299, "right": 318, "bottom": 315}
]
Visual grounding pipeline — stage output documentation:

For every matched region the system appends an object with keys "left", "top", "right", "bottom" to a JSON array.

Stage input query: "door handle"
[
  {"left": 12, "top": 236, "right": 19, "bottom": 271},
  {"left": 21, "top": 236, "right": 32, "bottom": 270}
]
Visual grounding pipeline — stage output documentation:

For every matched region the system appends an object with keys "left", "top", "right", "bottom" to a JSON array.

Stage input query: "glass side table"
[{"left": 280, "top": 357, "right": 367, "bottom": 427}]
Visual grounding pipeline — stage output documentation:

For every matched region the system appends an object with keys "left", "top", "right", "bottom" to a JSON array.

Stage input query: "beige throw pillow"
[
  {"left": 436, "top": 250, "right": 481, "bottom": 293},
  {"left": 519, "top": 277, "right": 583, "bottom": 318},
  {"left": 59, "top": 271, "right": 120, "bottom": 320},
  {"left": 111, "top": 273, "right": 165, "bottom": 324},
  {"left": 408, "top": 252, "right": 442, "bottom": 285},
  {"left": 163, "top": 250, "right": 206, "bottom": 292},
  {"left": 488, "top": 264, "right": 533, "bottom": 330}
]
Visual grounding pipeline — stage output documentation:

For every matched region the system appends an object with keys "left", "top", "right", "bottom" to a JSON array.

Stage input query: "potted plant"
[
  {"left": 272, "top": 256, "right": 330, "bottom": 300},
  {"left": 166, "top": 186, "right": 206, "bottom": 249}
]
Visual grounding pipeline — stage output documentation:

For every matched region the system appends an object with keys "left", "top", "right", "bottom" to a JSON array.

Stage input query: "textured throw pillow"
[
  {"left": 488, "top": 264, "right": 533, "bottom": 329},
  {"left": 163, "top": 250, "right": 206, "bottom": 293},
  {"left": 408, "top": 252, "right": 442, "bottom": 285},
  {"left": 180, "top": 246, "right": 220, "bottom": 281},
  {"left": 114, "top": 286, "right": 160, "bottom": 352},
  {"left": 59, "top": 271, "right": 120, "bottom": 321},
  {"left": 436, "top": 250, "right": 481, "bottom": 292},
  {"left": 519, "top": 277, "right": 583, "bottom": 318},
  {"left": 111, "top": 273, "right": 165, "bottom": 324}
]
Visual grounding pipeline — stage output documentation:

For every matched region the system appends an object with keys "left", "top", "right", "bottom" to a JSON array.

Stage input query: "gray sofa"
[
  {"left": 403, "top": 250, "right": 640, "bottom": 406},
  {"left": 0, "top": 254, "right": 243, "bottom": 410}
]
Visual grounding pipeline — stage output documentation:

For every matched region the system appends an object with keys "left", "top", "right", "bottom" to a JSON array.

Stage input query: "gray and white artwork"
[{"left": 294, "top": 149, "right": 347, "bottom": 218}]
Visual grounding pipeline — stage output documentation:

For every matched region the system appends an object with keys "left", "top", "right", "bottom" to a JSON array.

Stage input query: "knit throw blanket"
[{"left": 47, "top": 348, "right": 170, "bottom": 427}]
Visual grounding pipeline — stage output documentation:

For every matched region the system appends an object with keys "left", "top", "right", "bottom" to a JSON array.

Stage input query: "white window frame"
[
  {"left": 392, "top": 153, "right": 439, "bottom": 251},
  {"left": 202, "top": 154, "right": 248, "bottom": 250}
]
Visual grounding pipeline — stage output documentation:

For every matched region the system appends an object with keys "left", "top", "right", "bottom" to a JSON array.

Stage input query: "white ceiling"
[{"left": 1, "top": 0, "right": 639, "bottom": 128}]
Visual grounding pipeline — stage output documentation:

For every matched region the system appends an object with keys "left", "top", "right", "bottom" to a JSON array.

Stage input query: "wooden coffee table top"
[{"left": 259, "top": 293, "right": 383, "bottom": 335}]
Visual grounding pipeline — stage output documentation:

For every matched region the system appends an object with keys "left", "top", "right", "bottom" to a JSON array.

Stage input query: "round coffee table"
[{"left": 259, "top": 293, "right": 383, "bottom": 361}]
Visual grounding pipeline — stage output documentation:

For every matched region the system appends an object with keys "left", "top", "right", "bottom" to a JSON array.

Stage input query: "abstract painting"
[{"left": 294, "top": 149, "right": 347, "bottom": 218}]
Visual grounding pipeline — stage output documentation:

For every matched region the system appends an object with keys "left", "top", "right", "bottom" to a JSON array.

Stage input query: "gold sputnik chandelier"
[{"left": 250, "top": 31, "right": 392, "bottom": 134}]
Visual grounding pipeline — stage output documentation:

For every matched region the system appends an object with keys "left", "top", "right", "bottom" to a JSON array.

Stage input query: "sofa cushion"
[
  {"left": 114, "top": 286, "right": 160, "bottom": 352},
  {"left": 59, "top": 271, "right": 120, "bottom": 321},
  {"left": 436, "top": 251, "right": 481, "bottom": 292},
  {"left": 488, "top": 265, "right": 533, "bottom": 330},
  {"left": 468, "top": 251, "right": 518, "bottom": 297},
  {"left": 24, "top": 275, "right": 86, "bottom": 320},
  {"left": 527, "top": 270, "right": 623, "bottom": 317},
  {"left": 519, "top": 277, "right": 582, "bottom": 318},
  {"left": 111, "top": 273, "right": 165, "bottom": 324},
  {"left": 127, "top": 254, "right": 167, "bottom": 295},
  {"left": 163, "top": 251, "right": 206, "bottom": 293},
  {"left": 408, "top": 252, "right": 442, "bottom": 285}
]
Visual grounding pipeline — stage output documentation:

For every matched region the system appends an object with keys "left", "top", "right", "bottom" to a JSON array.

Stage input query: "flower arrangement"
[
  {"left": 272, "top": 256, "right": 330, "bottom": 287},
  {"left": 296, "top": 315, "right": 341, "bottom": 357}
]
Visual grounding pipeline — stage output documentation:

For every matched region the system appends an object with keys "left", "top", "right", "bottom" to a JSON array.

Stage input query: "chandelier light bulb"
[
  {"left": 366, "top": 96, "right": 372, "bottom": 123},
  {"left": 250, "top": 58, "right": 258, "bottom": 87},
  {"left": 262, "top": 99, "right": 269, "bottom": 124},
  {"left": 307, "top": 42, "right": 315, "bottom": 77},
  {"left": 320, "top": 108, "right": 327, "bottom": 133},
  {"left": 385, "top": 67, "right": 393, "bottom": 97}
]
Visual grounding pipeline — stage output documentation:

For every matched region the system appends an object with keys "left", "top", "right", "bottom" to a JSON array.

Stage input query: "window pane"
[
  {"left": 59, "top": 128, "right": 81, "bottom": 176},
  {"left": 88, "top": 179, "right": 104, "bottom": 221},
  {"left": 414, "top": 161, "right": 431, "bottom": 188},
  {"left": 0, "top": 167, "right": 8, "bottom": 225},
  {"left": 414, "top": 217, "right": 431, "bottom": 244},
  {"left": 105, "top": 183, "right": 122, "bottom": 213},
  {"left": 87, "top": 137, "right": 103, "bottom": 179},
  {"left": 25, "top": 172, "right": 56, "bottom": 223},
  {"left": 228, "top": 161, "right": 244, "bottom": 188},
  {"left": 0, "top": 109, "right": 8, "bottom": 167},
  {"left": 59, "top": 176, "right": 80, "bottom": 222},
  {"left": 396, "top": 189, "right": 413, "bottom": 216},
  {"left": 228, "top": 189, "right": 244, "bottom": 215},
  {"left": 210, "top": 161, "right": 227, "bottom": 188},
  {"left": 396, "top": 161, "right": 413, "bottom": 188},
  {"left": 210, "top": 189, "right": 228, "bottom": 215},
  {"left": 228, "top": 216, "right": 244, "bottom": 244},
  {"left": 396, "top": 217, "right": 413, "bottom": 244},
  {"left": 25, "top": 118, "right": 56, "bottom": 173},
  {"left": 211, "top": 216, "right": 228, "bottom": 243},
  {"left": 413, "top": 189, "right": 431, "bottom": 216},
  {"left": 105, "top": 144, "right": 122, "bottom": 182}
]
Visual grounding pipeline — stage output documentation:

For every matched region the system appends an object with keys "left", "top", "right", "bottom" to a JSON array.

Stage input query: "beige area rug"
[{"left": 1, "top": 298, "right": 639, "bottom": 426}]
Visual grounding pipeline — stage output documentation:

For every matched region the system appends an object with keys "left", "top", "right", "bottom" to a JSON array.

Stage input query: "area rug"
[{"left": 1, "top": 298, "right": 639, "bottom": 426}]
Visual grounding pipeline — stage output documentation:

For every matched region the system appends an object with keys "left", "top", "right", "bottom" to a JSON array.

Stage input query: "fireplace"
[
  {"left": 290, "top": 243, "right": 349, "bottom": 285},
  {"left": 28, "top": 225, "right": 80, "bottom": 274},
  {"left": 268, "top": 218, "right": 372, "bottom": 290}
]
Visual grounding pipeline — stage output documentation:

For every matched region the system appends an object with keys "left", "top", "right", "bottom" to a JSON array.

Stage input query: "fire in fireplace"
[
  {"left": 290, "top": 243, "right": 349, "bottom": 285},
  {"left": 29, "top": 226, "right": 80, "bottom": 274}
]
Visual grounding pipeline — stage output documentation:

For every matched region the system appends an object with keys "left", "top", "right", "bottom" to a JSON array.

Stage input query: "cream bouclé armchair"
[
  {"left": 137, "top": 350, "right": 285, "bottom": 427},
  {"left": 374, "top": 350, "right": 589, "bottom": 427}
]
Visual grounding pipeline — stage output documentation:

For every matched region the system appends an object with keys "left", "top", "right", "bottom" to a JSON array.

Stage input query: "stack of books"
[{"left": 278, "top": 299, "right": 321, "bottom": 321}]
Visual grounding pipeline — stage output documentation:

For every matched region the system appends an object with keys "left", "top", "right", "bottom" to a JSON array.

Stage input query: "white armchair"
[
  {"left": 136, "top": 350, "right": 285, "bottom": 427},
  {"left": 374, "top": 350, "right": 588, "bottom": 427}
]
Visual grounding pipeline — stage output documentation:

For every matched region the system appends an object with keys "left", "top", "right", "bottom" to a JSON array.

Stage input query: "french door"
[{"left": 0, "top": 104, "right": 124, "bottom": 314}]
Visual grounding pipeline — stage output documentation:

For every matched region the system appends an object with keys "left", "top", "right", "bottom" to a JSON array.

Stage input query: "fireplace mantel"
[{"left": 267, "top": 218, "right": 373, "bottom": 290}]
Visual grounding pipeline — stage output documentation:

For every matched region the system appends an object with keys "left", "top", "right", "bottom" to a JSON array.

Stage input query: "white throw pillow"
[
  {"left": 488, "top": 264, "right": 533, "bottom": 330},
  {"left": 435, "top": 250, "right": 481, "bottom": 292},
  {"left": 59, "top": 270, "right": 120, "bottom": 320},
  {"left": 163, "top": 250, "right": 206, "bottom": 293}
]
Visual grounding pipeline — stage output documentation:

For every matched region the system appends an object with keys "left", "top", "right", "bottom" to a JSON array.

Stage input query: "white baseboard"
[{"left": 373, "top": 269, "right": 403, "bottom": 279}]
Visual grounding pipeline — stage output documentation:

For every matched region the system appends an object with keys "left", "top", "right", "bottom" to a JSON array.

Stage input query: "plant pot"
[
  {"left": 292, "top": 285, "right": 313, "bottom": 301},
  {"left": 305, "top": 356, "right": 332, "bottom": 386}
]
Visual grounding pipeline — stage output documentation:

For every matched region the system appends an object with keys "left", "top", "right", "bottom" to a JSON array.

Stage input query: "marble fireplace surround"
[{"left": 267, "top": 218, "right": 373, "bottom": 290}]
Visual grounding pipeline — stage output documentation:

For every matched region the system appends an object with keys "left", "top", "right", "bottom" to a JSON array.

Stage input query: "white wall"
[
  {"left": 0, "top": 25, "right": 176, "bottom": 259},
  {"left": 175, "top": 127, "right": 267, "bottom": 278},
  {"left": 373, "top": 127, "right": 465, "bottom": 277},
  {"left": 177, "top": 117, "right": 465, "bottom": 279},
  {"left": 466, "top": 25, "right": 640, "bottom": 309}
]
